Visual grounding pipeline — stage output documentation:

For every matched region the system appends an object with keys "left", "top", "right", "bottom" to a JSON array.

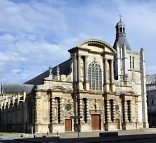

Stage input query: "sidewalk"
[
  {"left": 58, "top": 128, "right": 156, "bottom": 138},
  {"left": 1, "top": 128, "right": 156, "bottom": 142}
]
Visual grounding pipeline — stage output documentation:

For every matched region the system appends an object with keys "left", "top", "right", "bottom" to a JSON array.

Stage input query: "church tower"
[
  {"left": 113, "top": 18, "right": 130, "bottom": 84},
  {"left": 113, "top": 18, "right": 149, "bottom": 128}
]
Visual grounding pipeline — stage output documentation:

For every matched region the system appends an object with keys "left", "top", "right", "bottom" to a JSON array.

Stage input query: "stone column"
[
  {"left": 113, "top": 100, "right": 116, "bottom": 122},
  {"left": 129, "top": 101, "right": 132, "bottom": 122},
  {"left": 59, "top": 98, "right": 63, "bottom": 123},
  {"left": 50, "top": 94, "right": 55, "bottom": 132},
  {"left": 73, "top": 53, "right": 77, "bottom": 83},
  {"left": 77, "top": 55, "right": 81, "bottom": 82},
  {"left": 84, "top": 56, "right": 89, "bottom": 90},
  {"left": 106, "top": 100, "right": 111, "bottom": 122},
  {"left": 135, "top": 97, "right": 138, "bottom": 128},
  {"left": 77, "top": 55, "right": 83, "bottom": 90},
  {"left": 84, "top": 56, "right": 88, "bottom": 81},
  {"left": 123, "top": 100, "right": 128, "bottom": 123},
  {"left": 110, "top": 60, "right": 114, "bottom": 83},
  {"left": 79, "top": 99, "right": 83, "bottom": 122},
  {"left": 104, "top": 59, "right": 108, "bottom": 84},
  {"left": 86, "top": 99, "right": 90, "bottom": 123},
  {"left": 104, "top": 59, "right": 109, "bottom": 92},
  {"left": 110, "top": 60, "right": 115, "bottom": 92}
]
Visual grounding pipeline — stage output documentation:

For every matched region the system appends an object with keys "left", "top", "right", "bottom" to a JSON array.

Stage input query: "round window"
[{"left": 65, "top": 104, "right": 71, "bottom": 111}]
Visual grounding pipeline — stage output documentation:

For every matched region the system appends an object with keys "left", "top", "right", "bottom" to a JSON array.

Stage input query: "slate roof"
[
  {"left": 113, "top": 20, "right": 131, "bottom": 50},
  {"left": 25, "top": 58, "right": 72, "bottom": 85},
  {"left": 2, "top": 83, "right": 34, "bottom": 94},
  {"left": 113, "top": 36, "right": 131, "bottom": 50}
]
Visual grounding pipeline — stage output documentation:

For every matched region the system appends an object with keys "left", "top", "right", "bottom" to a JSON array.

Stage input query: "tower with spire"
[
  {"left": 113, "top": 18, "right": 131, "bottom": 84},
  {"left": 113, "top": 18, "right": 149, "bottom": 128}
]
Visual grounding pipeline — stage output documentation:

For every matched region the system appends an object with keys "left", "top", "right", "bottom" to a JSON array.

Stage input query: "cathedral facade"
[{"left": 0, "top": 20, "right": 148, "bottom": 133}]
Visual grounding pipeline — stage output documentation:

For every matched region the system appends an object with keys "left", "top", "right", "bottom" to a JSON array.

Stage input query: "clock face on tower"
[{"left": 65, "top": 103, "right": 72, "bottom": 111}]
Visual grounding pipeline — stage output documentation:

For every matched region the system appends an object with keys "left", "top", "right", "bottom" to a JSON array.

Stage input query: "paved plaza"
[{"left": 1, "top": 128, "right": 156, "bottom": 142}]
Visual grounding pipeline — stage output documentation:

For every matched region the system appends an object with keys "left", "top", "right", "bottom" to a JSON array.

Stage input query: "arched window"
[
  {"left": 120, "top": 27, "right": 122, "bottom": 32},
  {"left": 88, "top": 61, "right": 102, "bottom": 91}
]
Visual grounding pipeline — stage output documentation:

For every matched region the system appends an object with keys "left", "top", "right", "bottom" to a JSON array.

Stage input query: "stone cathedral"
[{"left": 0, "top": 19, "right": 148, "bottom": 133}]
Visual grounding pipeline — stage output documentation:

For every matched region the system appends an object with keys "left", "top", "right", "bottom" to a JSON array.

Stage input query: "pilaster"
[
  {"left": 140, "top": 48, "right": 149, "bottom": 128},
  {"left": 104, "top": 59, "right": 109, "bottom": 92},
  {"left": 110, "top": 60, "right": 115, "bottom": 92},
  {"left": 84, "top": 56, "right": 89, "bottom": 91},
  {"left": 77, "top": 55, "right": 83, "bottom": 90},
  {"left": 34, "top": 92, "right": 42, "bottom": 133},
  {"left": 77, "top": 55, "right": 81, "bottom": 82},
  {"left": 73, "top": 53, "right": 77, "bottom": 89}
]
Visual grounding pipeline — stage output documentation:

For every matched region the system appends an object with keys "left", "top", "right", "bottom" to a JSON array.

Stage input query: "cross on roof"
[{"left": 119, "top": 14, "right": 122, "bottom": 21}]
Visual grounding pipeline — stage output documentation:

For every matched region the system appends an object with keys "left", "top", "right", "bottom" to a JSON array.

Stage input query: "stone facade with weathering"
[{"left": 0, "top": 19, "right": 148, "bottom": 133}]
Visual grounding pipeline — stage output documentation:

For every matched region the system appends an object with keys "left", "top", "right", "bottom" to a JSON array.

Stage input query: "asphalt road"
[
  {"left": 1, "top": 134, "right": 156, "bottom": 143},
  {"left": 1, "top": 129, "right": 156, "bottom": 143}
]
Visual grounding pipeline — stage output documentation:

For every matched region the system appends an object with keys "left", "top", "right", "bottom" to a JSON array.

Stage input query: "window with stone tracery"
[{"left": 88, "top": 61, "right": 102, "bottom": 91}]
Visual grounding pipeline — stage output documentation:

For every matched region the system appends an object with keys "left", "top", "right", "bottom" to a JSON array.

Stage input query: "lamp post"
[{"left": 70, "top": 115, "right": 82, "bottom": 142}]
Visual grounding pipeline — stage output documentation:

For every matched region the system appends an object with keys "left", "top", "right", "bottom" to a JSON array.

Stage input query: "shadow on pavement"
[{"left": 1, "top": 134, "right": 156, "bottom": 143}]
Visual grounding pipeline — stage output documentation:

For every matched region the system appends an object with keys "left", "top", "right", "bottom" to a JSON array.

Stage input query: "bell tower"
[{"left": 113, "top": 18, "right": 130, "bottom": 83}]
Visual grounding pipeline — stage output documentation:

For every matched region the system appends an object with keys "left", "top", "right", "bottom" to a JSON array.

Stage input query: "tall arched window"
[{"left": 88, "top": 61, "right": 102, "bottom": 91}]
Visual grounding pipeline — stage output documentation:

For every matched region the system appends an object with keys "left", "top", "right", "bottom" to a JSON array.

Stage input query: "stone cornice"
[{"left": 69, "top": 46, "right": 115, "bottom": 56}]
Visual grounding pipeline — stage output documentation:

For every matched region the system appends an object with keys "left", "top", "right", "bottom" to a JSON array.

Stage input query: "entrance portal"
[
  {"left": 65, "top": 119, "right": 72, "bottom": 131},
  {"left": 91, "top": 114, "right": 101, "bottom": 130},
  {"left": 116, "top": 118, "right": 120, "bottom": 129}
]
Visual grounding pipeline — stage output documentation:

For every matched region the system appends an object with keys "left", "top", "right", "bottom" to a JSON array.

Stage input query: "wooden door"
[
  {"left": 116, "top": 118, "right": 120, "bottom": 129},
  {"left": 65, "top": 119, "right": 72, "bottom": 131},
  {"left": 91, "top": 114, "right": 101, "bottom": 130}
]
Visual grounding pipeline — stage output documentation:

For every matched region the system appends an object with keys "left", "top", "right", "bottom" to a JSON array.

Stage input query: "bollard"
[
  {"left": 57, "top": 131, "right": 58, "bottom": 136},
  {"left": 20, "top": 134, "right": 23, "bottom": 138},
  {"left": 34, "top": 134, "right": 36, "bottom": 138}
]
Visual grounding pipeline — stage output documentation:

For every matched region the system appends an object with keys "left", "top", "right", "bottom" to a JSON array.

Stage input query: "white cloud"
[
  {"left": 0, "top": 0, "right": 69, "bottom": 35},
  {"left": 0, "top": 0, "right": 156, "bottom": 83}
]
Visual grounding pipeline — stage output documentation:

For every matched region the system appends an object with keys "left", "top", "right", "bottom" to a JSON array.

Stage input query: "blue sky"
[{"left": 0, "top": 0, "right": 156, "bottom": 83}]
